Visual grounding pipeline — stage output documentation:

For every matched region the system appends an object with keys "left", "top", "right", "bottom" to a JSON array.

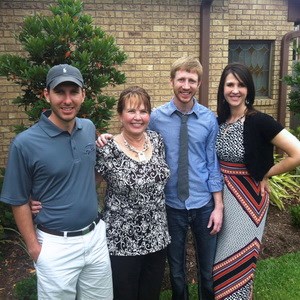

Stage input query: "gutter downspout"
[
  {"left": 199, "top": 0, "right": 214, "bottom": 106},
  {"left": 278, "top": 29, "right": 300, "bottom": 126}
]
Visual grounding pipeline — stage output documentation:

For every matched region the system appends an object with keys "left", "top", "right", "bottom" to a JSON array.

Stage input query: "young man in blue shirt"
[
  {"left": 1, "top": 64, "right": 113, "bottom": 299},
  {"left": 149, "top": 57, "right": 223, "bottom": 300}
]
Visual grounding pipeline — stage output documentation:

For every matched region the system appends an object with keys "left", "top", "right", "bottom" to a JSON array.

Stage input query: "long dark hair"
[{"left": 217, "top": 63, "right": 256, "bottom": 123}]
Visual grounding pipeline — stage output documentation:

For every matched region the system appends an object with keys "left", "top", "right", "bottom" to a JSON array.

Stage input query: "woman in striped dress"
[{"left": 213, "top": 63, "right": 300, "bottom": 299}]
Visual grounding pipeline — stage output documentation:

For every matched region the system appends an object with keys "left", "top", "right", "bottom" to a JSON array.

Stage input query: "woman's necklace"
[
  {"left": 226, "top": 115, "right": 245, "bottom": 125},
  {"left": 223, "top": 115, "right": 245, "bottom": 134},
  {"left": 121, "top": 132, "right": 150, "bottom": 162}
]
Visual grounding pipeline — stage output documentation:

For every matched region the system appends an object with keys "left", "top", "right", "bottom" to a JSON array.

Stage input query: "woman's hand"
[
  {"left": 96, "top": 133, "right": 113, "bottom": 148},
  {"left": 260, "top": 177, "right": 270, "bottom": 197},
  {"left": 30, "top": 200, "right": 42, "bottom": 215}
]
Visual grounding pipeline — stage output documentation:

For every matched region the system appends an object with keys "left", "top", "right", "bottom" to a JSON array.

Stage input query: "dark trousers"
[
  {"left": 110, "top": 248, "right": 167, "bottom": 300},
  {"left": 166, "top": 201, "right": 217, "bottom": 300}
]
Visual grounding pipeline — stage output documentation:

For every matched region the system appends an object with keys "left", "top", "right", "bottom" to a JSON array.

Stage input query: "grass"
[
  {"left": 13, "top": 251, "right": 300, "bottom": 299},
  {"left": 254, "top": 251, "right": 300, "bottom": 299},
  {"left": 160, "top": 284, "right": 199, "bottom": 300},
  {"left": 160, "top": 251, "right": 300, "bottom": 300}
]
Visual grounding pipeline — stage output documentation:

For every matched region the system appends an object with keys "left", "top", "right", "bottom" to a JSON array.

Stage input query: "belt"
[{"left": 37, "top": 213, "right": 102, "bottom": 237}]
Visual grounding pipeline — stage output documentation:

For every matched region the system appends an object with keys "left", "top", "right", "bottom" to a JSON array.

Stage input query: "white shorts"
[{"left": 35, "top": 220, "right": 113, "bottom": 300}]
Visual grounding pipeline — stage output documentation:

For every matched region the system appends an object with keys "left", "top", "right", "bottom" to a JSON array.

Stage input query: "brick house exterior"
[{"left": 0, "top": 0, "right": 298, "bottom": 169}]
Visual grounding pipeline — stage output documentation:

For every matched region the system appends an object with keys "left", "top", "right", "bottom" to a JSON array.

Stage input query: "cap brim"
[{"left": 48, "top": 76, "right": 83, "bottom": 89}]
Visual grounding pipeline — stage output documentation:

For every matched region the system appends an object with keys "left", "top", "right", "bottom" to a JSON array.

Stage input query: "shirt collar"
[
  {"left": 38, "top": 110, "right": 83, "bottom": 137},
  {"left": 169, "top": 98, "right": 199, "bottom": 118}
]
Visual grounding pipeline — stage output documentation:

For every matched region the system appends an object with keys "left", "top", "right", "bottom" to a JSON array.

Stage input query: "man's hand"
[
  {"left": 207, "top": 206, "right": 223, "bottom": 235},
  {"left": 96, "top": 133, "right": 113, "bottom": 148},
  {"left": 207, "top": 191, "right": 224, "bottom": 235},
  {"left": 28, "top": 241, "right": 42, "bottom": 262}
]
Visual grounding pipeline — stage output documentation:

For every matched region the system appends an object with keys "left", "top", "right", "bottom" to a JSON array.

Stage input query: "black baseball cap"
[{"left": 46, "top": 64, "right": 84, "bottom": 89}]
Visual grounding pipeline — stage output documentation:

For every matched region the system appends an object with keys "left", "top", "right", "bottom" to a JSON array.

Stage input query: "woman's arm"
[
  {"left": 265, "top": 129, "right": 300, "bottom": 177},
  {"left": 260, "top": 129, "right": 300, "bottom": 196}
]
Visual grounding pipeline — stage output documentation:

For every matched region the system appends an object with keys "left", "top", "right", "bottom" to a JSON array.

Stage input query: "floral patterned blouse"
[{"left": 95, "top": 130, "right": 171, "bottom": 256}]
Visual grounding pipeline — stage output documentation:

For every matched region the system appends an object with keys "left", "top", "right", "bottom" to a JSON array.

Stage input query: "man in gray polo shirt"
[{"left": 0, "top": 64, "right": 113, "bottom": 299}]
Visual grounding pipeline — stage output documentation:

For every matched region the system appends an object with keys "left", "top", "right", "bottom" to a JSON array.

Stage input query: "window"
[{"left": 229, "top": 41, "right": 272, "bottom": 97}]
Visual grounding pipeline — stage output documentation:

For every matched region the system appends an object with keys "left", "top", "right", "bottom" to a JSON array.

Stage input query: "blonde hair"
[{"left": 170, "top": 56, "right": 203, "bottom": 81}]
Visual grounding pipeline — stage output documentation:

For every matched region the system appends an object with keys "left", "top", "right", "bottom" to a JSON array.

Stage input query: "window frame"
[{"left": 228, "top": 40, "right": 274, "bottom": 99}]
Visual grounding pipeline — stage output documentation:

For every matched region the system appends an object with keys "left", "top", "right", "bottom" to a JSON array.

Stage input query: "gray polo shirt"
[{"left": 1, "top": 111, "right": 98, "bottom": 231}]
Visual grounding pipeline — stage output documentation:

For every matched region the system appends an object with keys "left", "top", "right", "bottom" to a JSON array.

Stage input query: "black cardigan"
[
  {"left": 218, "top": 112, "right": 284, "bottom": 181},
  {"left": 243, "top": 112, "right": 284, "bottom": 181}
]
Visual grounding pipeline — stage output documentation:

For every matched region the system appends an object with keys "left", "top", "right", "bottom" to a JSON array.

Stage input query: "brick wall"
[
  {"left": 209, "top": 0, "right": 294, "bottom": 114},
  {"left": 0, "top": 0, "right": 295, "bottom": 168}
]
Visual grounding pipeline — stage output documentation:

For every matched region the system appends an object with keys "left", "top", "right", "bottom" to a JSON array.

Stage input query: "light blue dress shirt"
[{"left": 149, "top": 99, "right": 223, "bottom": 210}]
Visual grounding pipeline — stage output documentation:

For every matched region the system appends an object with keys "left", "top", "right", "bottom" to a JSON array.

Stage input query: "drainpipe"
[
  {"left": 278, "top": 29, "right": 300, "bottom": 126},
  {"left": 199, "top": 0, "right": 214, "bottom": 106}
]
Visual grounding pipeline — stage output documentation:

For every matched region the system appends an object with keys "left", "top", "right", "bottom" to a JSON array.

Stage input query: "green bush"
[
  {"left": 0, "top": 168, "right": 18, "bottom": 260},
  {"left": 0, "top": 170, "right": 29, "bottom": 257},
  {"left": 0, "top": 202, "right": 16, "bottom": 234},
  {"left": 0, "top": 169, "right": 15, "bottom": 232},
  {"left": 0, "top": 201, "right": 16, "bottom": 237},
  {"left": 269, "top": 155, "right": 300, "bottom": 210},
  {"left": 289, "top": 126, "right": 300, "bottom": 140},
  {"left": 13, "top": 274, "right": 37, "bottom": 300},
  {"left": 0, "top": 0, "right": 127, "bottom": 133},
  {"left": 0, "top": 167, "right": 28, "bottom": 260},
  {"left": 290, "top": 205, "right": 300, "bottom": 228},
  {"left": 269, "top": 172, "right": 300, "bottom": 210}
]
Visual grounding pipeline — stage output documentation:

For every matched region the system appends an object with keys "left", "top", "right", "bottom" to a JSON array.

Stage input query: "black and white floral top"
[{"left": 95, "top": 130, "right": 171, "bottom": 256}]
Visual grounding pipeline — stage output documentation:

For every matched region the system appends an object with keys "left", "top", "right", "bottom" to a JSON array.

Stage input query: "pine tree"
[{"left": 0, "top": 0, "right": 127, "bottom": 132}]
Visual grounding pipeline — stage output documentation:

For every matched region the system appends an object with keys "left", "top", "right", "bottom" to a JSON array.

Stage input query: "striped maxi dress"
[{"left": 213, "top": 120, "right": 269, "bottom": 300}]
